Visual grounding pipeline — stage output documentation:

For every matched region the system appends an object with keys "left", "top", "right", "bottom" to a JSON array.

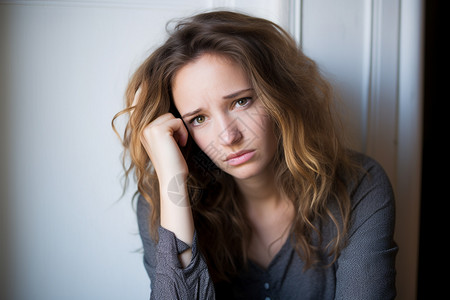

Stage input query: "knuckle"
[{"left": 141, "top": 124, "right": 155, "bottom": 142}]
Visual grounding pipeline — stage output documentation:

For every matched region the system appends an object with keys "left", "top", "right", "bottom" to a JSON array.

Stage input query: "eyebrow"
[
  {"left": 181, "top": 88, "right": 254, "bottom": 119},
  {"left": 182, "top": 108, "right": 202, "bottom": 119},
  {"left": 222, "top": 88, "right": 254, "bottom": 99}
]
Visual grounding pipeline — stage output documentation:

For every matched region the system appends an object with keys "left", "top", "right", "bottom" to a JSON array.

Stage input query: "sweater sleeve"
[
  {"left": 335, "top": 156, "right": 398, "bottom": 300},
  {"left": 136, "top": 195, "right": 215, "bottom": 300}
]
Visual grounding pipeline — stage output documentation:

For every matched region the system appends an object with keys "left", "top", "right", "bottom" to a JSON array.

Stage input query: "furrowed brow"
[
  {"left": 181, "top": 108, "right": 202, "bottom": 119},
  {"left": 181, "top": 88, "right": 253, "bottom": 119},
  {"left": 222, "top": 88, "right": 253, "bottom": 100}
]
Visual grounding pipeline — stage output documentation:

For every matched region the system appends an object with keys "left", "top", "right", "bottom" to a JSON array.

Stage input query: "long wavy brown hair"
[{"left": 112, "top": 10, "right": 359, "bottom": 282}]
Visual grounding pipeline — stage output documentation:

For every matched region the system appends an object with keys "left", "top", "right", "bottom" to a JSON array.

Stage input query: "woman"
[{"left": 113, "top": 10, "right": 397, "bottom": 299}]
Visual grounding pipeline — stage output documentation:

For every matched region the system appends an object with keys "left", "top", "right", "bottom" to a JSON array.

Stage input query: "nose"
[{"left": 218, "top": 117, "right": 243, "bottom": 146}]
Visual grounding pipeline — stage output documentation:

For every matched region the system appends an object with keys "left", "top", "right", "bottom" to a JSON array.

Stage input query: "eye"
[
  {"left": 234, "top": 97, "right": 251, "bottom": 108},
  {"left": 190, "top": 115, "right": 206, "bottom": 126}
]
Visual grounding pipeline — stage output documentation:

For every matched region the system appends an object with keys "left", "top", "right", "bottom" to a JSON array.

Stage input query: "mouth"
[{"left": 224, "top": 150, "right": 256, "bottom": 166}]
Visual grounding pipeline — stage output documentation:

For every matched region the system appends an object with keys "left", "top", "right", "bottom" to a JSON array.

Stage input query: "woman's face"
[{"left": 172, "top": 53, "right": 278, "bottom": 181}]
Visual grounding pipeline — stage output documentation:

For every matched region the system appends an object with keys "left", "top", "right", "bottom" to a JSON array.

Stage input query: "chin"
[{"left": 219, "top": 163, "right": 266, "bottom": 181}]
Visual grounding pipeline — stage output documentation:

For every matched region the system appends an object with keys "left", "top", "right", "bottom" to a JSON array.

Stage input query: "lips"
[{"left": 225, "top": 150, "right": 256, "bottom": 166}]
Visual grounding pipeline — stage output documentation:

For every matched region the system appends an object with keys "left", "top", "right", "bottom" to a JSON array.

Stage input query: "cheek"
[
  {"left": 190, "top": 130, "right": 224, "bottom": 162},
  {"left": 190, "top": 131, "right": 208, "bottom": 150},
  {"left": 244, "top": 112, "right": 275, "bottom": 141},
  {"left": 251, "top": 116, "right": 279, "bottom": 159}
]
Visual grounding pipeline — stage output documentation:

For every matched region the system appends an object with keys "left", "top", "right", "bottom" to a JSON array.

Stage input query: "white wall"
[
  {"left": 0, "top": 1, "right": 211, "bottom": 299},
  {"left": 0, "top": 1, "right": 292, "bottom": 299},
  {"left": 0, "top": 0, "right": 423, "bottom": 299}
]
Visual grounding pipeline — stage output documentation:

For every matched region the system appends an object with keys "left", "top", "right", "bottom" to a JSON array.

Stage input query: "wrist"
[
  {"left": 158, "top": 171, "right": 188, "bottom": 187},
  {"left": 159, "top": 173, "right": 190, "bottom": 208}
]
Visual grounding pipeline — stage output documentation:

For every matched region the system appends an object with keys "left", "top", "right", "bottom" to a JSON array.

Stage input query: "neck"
[
  {"left": 235, "top": 167, "right": 295, "bottom": 269},
  {"left": 234, "top": 168, "right": 285, "bottom": 213}
]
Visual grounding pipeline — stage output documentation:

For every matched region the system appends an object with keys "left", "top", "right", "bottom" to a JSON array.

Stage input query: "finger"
[
  {"left": 150, "top": 113, "right": 176, "bottom": 127},
  {"left": 142, "top": 115, "right": 188, "bottom": 147},
  {"left": 165, "top": 118, "right": 189, "bottom": 147},
  {"left": 141, "top": 113, "right": 175, "bottom": 143}
]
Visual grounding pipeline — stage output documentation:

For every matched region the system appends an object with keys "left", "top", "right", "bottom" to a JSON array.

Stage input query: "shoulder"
[
  {"left": 334, "top": 152, "right": 398, "bottom": 298},
  {"left": 137, "top": 194, "right": 151, "bottom": 219},
  {"left": 136, "top": 194, "right": 159, "bottom": 284},
  {"left": 136, "top": 194, "right": 157, "bottom": 248},
  {"left": 346, "top": 151, "right": 396, "bottom": 238},
  {"left": 137, "top": 194, "right": 151, "bottom": 230},
  {"left": 348, "top": 151, "right": 394, "bottom": 204},
  {"left": 348, "top": 151, "right": 391, "bottom": 185}
]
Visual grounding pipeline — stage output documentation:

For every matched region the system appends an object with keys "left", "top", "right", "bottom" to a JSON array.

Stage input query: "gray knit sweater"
[{"left": 137, "top": 153, "right": 398, "bottom": 299}]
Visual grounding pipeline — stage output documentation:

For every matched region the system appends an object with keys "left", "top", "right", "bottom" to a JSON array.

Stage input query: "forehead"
[{"left": 171, "top": 53, "right": 251, "bottom": 111}]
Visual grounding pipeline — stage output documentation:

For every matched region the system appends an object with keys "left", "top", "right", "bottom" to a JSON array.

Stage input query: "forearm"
[{"left": 159, "top": 176, "right": 194, "bottom": 268}]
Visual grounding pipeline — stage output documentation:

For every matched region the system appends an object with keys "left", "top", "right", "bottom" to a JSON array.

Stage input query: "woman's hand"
[
  {"left": 132, "top": 88, "right": 194, "bottom": 267},
  {"left": 140, "top": 113, "right": 189, "bottom": 184},
  {"left": 140, "top": 112, "right": 194, "bottom": 267}
]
